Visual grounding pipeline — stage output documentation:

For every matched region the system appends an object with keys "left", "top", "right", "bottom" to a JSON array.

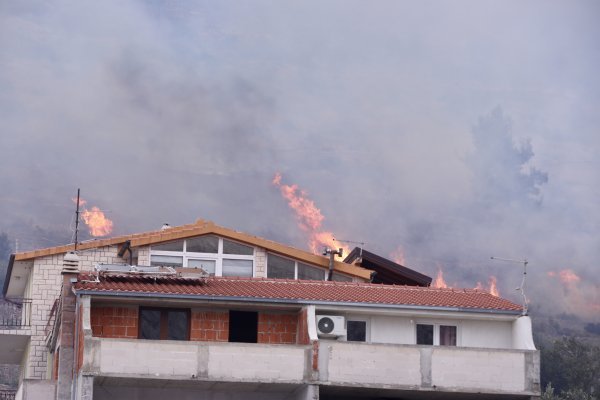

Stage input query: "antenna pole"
[
  {"left": 74, "top": 188, "right": 81, "bottom": 251},
  {"left": 490, "top": 256, "right": 529, "bottom": 315}
]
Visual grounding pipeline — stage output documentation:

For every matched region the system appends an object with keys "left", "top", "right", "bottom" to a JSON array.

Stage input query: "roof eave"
[{"left": 73, "top": 289, "right": 523, "bottom": 316}]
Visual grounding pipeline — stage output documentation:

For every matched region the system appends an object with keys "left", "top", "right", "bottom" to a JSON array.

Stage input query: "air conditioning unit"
[{"left": 316, "top": 315, "right": 346, "bottom": 337}]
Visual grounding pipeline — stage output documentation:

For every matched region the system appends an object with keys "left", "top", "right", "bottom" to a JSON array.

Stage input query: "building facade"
[{"left": 1, "top": 220, "right": 540, "bottom": 400}]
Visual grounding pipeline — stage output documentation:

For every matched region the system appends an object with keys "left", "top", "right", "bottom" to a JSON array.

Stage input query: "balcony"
[
  {"left": 0, "top": 298, "right": 31, "bottom": 328},
  {"left": 317, "top": 341, "right": 540, "bottom": 398},
  {"left": 83, "top": 337, "right": 312, "bottom": 384}
]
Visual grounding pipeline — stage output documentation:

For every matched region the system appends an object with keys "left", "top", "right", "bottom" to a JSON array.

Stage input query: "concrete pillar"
[{"left": 76, "top": 375, "right": 93, "bottom": 400}]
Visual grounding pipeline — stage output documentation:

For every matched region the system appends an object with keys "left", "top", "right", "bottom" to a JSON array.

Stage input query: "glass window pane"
[
  {"left": 347, "top": 320, "right": 367, "bottom": 342},
  {"left": 152, "top": 240, "right": 184, "bottom": 252},
  {"left": 186, "top": 235, "right": 218, "bottom": 253},
  {"left": 440, "top": 325, "right": 457, "bottom": 346},
  {"left": 332, "top": 273, "right": 352, "bottom": 282},
  {"left": 167, "top": 311, "right": 189, "bottom": 340},
  {"left": 297, "top": 263, "right": 325, "bottom": 280},
  {"left": 267, "top": 254, "right": 295, "bottom": 279},
  {"left": 139, "top": 309, "right": 161, "bottom": 340},
  {"left": 187, "top": 259, "right": 216, "bottom": 275},
  {"left": 150, "top": 255, "right": 183, "bottom": 267},
  {"left": 223, "top": 239, "right": 254, "bottom": 255},
  {"left": 417, "top": 324, "right": 434, "bottom": 345},
  {"left": 222, "top": 259, "right": 253, "bottom": 277}
]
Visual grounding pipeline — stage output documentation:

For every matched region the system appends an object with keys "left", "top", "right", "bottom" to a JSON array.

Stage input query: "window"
[
  {"left": 150, "top": 235, "right": 254, "bottom": 277},
  {"left": 139, "top": 307, "right": 190, "bottom": 340},
  {"left": 416, "top": 323, "right": 457, "bottom": 346},
  {"left": 229, "top": 311, "right": 258, "bottom": 343},
  {"left": 347, "top": 320, "right": 367, "bottom": 342},
  {"left": 267, "top": 254, "right": 326, "bottom": 280}
]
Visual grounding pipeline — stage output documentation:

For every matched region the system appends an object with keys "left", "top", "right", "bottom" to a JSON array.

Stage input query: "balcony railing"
[
  {"left": 0, "top": 298, "right": 32, "bottom": 327},
  {"left": 0, "top": 390, "right": 16, "bottom": 400}
]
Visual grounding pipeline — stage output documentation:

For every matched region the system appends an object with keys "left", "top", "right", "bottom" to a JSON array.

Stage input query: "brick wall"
[
  {"left": 257, "top": 313, "right": 297, "bottom": 344},
  {"left": 296, "top": 308, "right": 310, "bottom": 345},
  {"left": 90, "top": 306, "right": 138, "bottom": 338},
  {"left": 190, "top": 311, "right": 229, "bottom": 342}
]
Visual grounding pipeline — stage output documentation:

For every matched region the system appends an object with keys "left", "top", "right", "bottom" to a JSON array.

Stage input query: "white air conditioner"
[{"left": 316, "top": 315, "right": 346, "bottom": 337}]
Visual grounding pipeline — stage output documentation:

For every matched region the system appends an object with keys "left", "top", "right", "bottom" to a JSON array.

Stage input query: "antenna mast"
[
  {"left": 74, "top": 188, "right": 81, "bottom": 251},
  {"left": 491, "top": 256, "right": 529, "bottom": 315},
  {"left": 333, "top": 238, "right": 366, "bottom": 258}
]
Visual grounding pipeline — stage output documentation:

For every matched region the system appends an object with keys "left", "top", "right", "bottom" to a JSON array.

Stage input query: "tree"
[{"left": 541, "top": 336, "right": 600, "bottom": 398}]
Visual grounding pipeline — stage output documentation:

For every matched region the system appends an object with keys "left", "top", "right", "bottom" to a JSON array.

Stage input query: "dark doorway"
[{"left": 228, "top": 310, "right": 258, "bottom": 343}]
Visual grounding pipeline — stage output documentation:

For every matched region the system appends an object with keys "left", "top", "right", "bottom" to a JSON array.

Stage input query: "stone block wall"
[{"left": 25, "top": 246, "right": 126, "bottom": 379}]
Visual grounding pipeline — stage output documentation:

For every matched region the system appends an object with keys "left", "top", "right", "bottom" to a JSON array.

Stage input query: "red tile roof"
[{"left": 74, "top": 273, "right": 523, "bottom": 313}]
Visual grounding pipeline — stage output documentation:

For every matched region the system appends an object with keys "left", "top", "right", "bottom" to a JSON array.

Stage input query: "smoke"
[{"left": 0, "top": 1, "right": 598, "bottom": 319}]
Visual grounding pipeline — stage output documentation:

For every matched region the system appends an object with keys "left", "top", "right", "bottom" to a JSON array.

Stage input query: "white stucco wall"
[
  {"left": 460, "top": 320, "right": 513, "bottom": 349},
  {"left": 340, "top": 313, "right": 514, "bottom": 349},
  {"left": 369, "top": 315, "right": 414, "bottom": 344}
]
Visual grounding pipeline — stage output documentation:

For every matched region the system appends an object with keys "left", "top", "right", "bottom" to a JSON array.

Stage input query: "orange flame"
[
  {"left": 548, "top": 269, "right": 580, "bottom": 287},
  {"left": 72, "top": 197, "right": 114, "bottom": 237},
  {"left": 474, "top": 276, "right": 500, "bottom": 296},
  {"left": 432, "top": 267, "right": 449, "bottom": 289},
  {"left": 488, "top": 276, "right": 500, "bottom": 297},
  {"left": 390, "top": 246, "right": 406, "bottom": 265},
  {"left": 273, "top": 173, "right": 349, "bottom": 257}
]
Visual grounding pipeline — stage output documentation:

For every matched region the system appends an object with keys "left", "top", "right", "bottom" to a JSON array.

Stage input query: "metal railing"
[
  {"left": 0, "top": 390, "right": 16, "bottom": 400},
  {"left": 0, "top": 298, "right": 32, "bottom": 327}
]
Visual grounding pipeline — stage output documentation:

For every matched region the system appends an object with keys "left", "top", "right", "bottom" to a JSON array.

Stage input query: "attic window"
[
  {"left": 267, "top": 254, "right": 325, "bottom": 280},
  {"left": 150, "top": 236, "right": 254, "bottom": 277}
]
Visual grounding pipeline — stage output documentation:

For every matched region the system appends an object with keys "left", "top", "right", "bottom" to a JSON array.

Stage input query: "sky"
[{"left": 0, "top": 0, "right": 598, "bottom": 320}]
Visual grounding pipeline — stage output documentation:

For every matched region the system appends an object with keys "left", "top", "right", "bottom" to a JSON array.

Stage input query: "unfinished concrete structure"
[{"left": 1, "top": 220, "right": 540, "bottom": 399}]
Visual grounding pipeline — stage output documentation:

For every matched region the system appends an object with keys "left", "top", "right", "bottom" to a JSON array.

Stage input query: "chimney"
[{"left": 62, "top": 251, "right": 80, "bottom": 274}]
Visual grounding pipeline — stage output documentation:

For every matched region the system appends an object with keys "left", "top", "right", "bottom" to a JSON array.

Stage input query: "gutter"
[
  {"left": 2, "top": 254, "right": 15, "bottom": 297},
  {"left": 73, "top": 289, "right": 522, "bottom": 316}
]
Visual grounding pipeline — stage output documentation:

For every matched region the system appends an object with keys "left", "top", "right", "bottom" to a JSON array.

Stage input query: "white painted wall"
[
  {"left": 340, "top": 313, "right": 514, "bottom": 350},
  {"left": 460, "top": 320, "right": 513, "bottom": 349}
]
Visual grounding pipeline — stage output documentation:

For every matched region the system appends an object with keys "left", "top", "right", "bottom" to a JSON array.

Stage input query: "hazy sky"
[{"left": 0, "top": 0, "right": 598, "bottom": 319}]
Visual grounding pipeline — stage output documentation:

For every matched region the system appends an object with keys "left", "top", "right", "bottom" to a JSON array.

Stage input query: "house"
[{"left": 1, "top": 219, "right": 540, "bottom": 400}]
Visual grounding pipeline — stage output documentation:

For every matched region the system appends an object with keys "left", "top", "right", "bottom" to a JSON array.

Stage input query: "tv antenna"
[
  {"left": 490, "top": 256, "right": 529, "bottom": 315},
  {"left": 74, "top": 188, "right": 81, "bottom": 251},
  {"left": 333, "top": 238, "right": 366, "bottom": 258}
]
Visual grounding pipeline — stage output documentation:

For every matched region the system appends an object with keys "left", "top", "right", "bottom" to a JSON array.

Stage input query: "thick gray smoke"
[{"left": 0, "top": 1, "right": 598, "bottom": 319}]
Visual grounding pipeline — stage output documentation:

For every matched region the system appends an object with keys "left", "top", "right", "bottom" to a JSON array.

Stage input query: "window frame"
[
  {"left": 346, "top": 318, "right": 369, "bottom": 342},
  {"left": 266, "top": 253, "right": 326, "bottom": 281},
  {"left": 150, "top": 236, "right": 255, "bottom": 277},
  {"left": 415, "top": 321, "right": 459, "bottom": 346},
  {"left": 138, "top": 307, "right": 191, "bottom": 341}
]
